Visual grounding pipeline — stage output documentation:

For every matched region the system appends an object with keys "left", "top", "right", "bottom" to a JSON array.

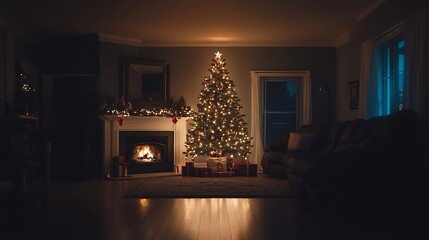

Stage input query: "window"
[
  {"left": 250, "top": 71, "right": 312, "bottom": 164},
  {"left": 260, "top": 77, "right": 299, "bottom": 146},
  {"left": 361, "top": 20, "right": 422, "bottom": 120},
  {"left": 372, "top": 26, "right": 407, "bottom": 116}
]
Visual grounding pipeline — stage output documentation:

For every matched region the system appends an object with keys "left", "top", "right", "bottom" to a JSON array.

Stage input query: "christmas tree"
[{"left": 184, "top": 51, "right": 253, "bottom": 160}]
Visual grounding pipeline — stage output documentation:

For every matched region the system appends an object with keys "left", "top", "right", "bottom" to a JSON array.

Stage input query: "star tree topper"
[{"left": 215, "top": 51, "right": 222, "bottom": 60}]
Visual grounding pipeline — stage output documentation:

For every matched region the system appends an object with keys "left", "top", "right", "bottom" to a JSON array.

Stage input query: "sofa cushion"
[
  {"left": 298, "top": 124, "right": 329, "bottom": 152},
  {"left": 287, "top": 132, "right": 315, "bottom": 151},
  {"left": 324, "top": 122, "right": 349, "bottom": 151},
  {"left": 339, "top": 119, "right": 366, "bottom": 143}
]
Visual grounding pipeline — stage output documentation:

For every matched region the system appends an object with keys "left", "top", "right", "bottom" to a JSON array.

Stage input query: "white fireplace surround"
[{"left": 100, "top": 116, "right": 190, "bottom": 176}]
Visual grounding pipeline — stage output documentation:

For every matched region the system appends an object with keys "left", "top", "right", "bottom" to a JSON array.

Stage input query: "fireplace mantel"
[{"left": 100, "top": 116, "right": 190, "bottom": 176}]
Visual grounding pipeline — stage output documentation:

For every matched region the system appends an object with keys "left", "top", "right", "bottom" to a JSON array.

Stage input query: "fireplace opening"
[{"left": 119, "top": 131, "right": 174, "bottom": 174}]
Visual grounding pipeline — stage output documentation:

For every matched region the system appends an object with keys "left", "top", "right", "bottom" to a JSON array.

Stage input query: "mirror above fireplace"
[{"left": 121, "top": 58, "right": 170, "bottom": 107}]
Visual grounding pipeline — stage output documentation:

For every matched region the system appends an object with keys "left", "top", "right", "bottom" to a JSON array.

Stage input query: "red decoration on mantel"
[
  {"left": 117, "top": 115, "right": 123, "bottom": 126},
  {"left": 172, "top": 116, "right": 178, "bottom": 130}
]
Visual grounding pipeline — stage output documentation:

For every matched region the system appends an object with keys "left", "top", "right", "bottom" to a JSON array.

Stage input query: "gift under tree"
[{"left": 184, "top": 51, "right": 253, "bottom": 161}]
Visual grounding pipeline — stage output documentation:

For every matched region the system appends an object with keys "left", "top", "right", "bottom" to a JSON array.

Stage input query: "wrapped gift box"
[
  {"left": 234, "top": 162, "right": 257, "bottom": 176},
  {"left": 195, "top": 167, "right": 211, "bottom": 177},
  {"left": 182, "top": 165, "right": 195, "bottom": 176},
  {"left": 111, "top": 156, "right": 127, "bottom": 178},
  {"left": 185, "top": 162, "right": 194, "bottom": 167},
  {"left": 207, "top": 157, "right": 227, "bottom": 174},
  {"left": 194, "top": 162, "right": 207, "bottom": 167}
]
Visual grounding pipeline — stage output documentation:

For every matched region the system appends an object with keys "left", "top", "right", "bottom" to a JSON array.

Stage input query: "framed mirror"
[{"left": 121, "top": 58, "right": 170, "bottom": 106}]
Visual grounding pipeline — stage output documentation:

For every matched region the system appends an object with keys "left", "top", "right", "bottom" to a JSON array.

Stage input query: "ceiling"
[{"left": 0, "top": 0, "right": 385, "bottom": 47}]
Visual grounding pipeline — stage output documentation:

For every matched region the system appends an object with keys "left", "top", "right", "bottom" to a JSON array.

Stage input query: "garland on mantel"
[{"left": 100, "top": 96, "right": 195, "bottom": 118}]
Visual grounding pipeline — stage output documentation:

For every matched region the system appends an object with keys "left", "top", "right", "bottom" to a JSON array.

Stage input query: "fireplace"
[
  {"left": 100, "top": 116, "right": 190, "bottom": 178},
  {"left": 119, "top": 131, "right": 174, "bottom": 174}
]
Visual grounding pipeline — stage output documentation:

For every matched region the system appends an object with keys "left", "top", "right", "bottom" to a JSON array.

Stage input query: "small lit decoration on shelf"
[
  {"left": 183, "top": 51, "right": 253, "bottom": 161},
  {"left": 15, "top": 67, "right": 38, "bottom": 116},
  {"left": 17, "top": 72, "right": 36, "bottom": 93}
]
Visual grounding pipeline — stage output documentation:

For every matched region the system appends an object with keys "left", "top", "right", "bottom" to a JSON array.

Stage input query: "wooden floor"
[{"left": 3, "top": 174, "right": 426, "bottom": 240}]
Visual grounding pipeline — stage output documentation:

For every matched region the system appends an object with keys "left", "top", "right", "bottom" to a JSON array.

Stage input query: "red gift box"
[
  {"left": 195, "top": 167, "right": 211, "bottom": 177},
  {"left": 111, "top": 156, "right": 128, "bottom": 177},
  {"left": 234, "top": 162, "right": 257, "bottom": 176},
  {"left": 111, "top": 166, "right": 123, "bottom": 178}
]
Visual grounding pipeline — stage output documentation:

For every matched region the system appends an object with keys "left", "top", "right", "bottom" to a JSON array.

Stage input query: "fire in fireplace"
[
  {"left": 119, "top": 131, "right": 174, "bottom": 174},
  {"left": 132, "top": 143, "right": 163, "bottom": 162}
]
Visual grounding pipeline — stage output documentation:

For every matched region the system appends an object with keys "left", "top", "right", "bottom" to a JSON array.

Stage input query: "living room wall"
[
  {"left": 336, "top": 0, "right": 429, "bottom": 123},
  {"left": 99, "top": 43, "right": 336, "bottom": 127},
  {"left": 0, "top": 26, "right": 15, "bottom": 115}
]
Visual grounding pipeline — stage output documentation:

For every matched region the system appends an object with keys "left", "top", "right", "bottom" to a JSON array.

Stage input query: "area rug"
[{"left": 125, "top": 175, "right": 295, "bottom": 198}]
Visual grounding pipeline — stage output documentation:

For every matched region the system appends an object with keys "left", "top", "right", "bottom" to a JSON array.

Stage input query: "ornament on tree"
[{"left": 184, "top": 51, "right": 253, "bottom": 160}]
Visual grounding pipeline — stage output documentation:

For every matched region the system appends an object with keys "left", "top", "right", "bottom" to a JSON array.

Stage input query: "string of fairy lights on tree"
[{"left": 184, "top": 51, "right": 253, "bottom": 160}]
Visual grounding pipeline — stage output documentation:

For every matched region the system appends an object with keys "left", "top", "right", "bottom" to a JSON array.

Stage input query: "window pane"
[
  {"left": 376, "top": 44, "right": 391, "bottom": 115},
  {"left": 384, "top": 45, "right": 391, "bottom": 114},
  {"left": 261, "top": 77, "right": 299, "bottom": 146},
  {"left": 265, "top": 81, "right": 296, "bottom": 112},
  {"left": 264, "top": 113, "right": 296, "bottom": 145},
  {"left": 396, "top": 39, "right": 406, "bottom": 110},
  {"left": 374, "top": 35, "right": 406, "bottom": 117}
]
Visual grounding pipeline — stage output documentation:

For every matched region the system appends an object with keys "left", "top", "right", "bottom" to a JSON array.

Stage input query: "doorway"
[{"left": 41, "top": 75, "right": 100, "bottom": 181}]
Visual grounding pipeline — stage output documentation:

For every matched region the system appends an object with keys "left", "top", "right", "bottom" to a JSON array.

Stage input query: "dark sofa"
[{"left": 261, "top": 110, "right": 428, "bottom": 215}]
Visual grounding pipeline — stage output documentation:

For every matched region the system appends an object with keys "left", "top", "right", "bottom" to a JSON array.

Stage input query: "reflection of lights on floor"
[
  {"left": 135, "top": 198, "right": 251, "bottom": 237},
  {"left": 139, "top": 198, "right": 150, "bottom": 209}
]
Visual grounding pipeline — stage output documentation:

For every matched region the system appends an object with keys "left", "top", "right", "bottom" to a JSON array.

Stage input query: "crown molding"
[
  {"left": 134, "top": 42, "right": 331, "bottom": 47},
  {"left": 97, "top": 33, "right": 142, "bottom": 47},
  {"left": 334, "top": 32, "right": 350, "bottom": 48},
  {"left": 335, "top": 0, "right": 386, "bottom": 48},
  {"left": 357, "top": 0, "right": 386, "bottom": 21}
]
